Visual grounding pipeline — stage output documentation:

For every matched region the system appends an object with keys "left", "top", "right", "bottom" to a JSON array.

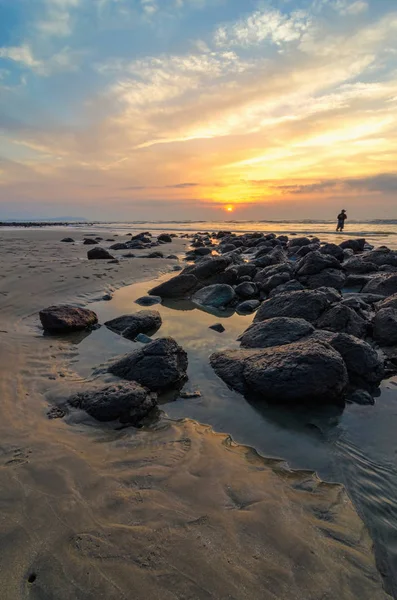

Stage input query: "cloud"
[
  {"left": 0, "top": 45, "right": 42, "bottom": 71},
  {"left": 0, "top": 44, "right": 84, "bottom": 76},
  {"left": 273, "top": 173, "right": 397, "bottom": 195},
  {"left": 214, "top": 8, "right": 311, "bottom": 48},
  {"left": 36, "top": 0, "right": 80, "bottom": 38}
]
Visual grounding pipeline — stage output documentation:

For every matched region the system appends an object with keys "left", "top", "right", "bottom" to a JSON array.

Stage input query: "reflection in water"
[{"left": 70, "top": 273, "right": 397, "bottom": 597}]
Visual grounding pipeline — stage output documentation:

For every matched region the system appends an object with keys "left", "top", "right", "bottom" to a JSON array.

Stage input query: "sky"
[{"left": 0, "top": 0, "right": 396, "bottom": 221}]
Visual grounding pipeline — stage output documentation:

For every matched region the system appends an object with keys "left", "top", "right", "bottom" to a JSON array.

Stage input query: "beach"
[{"left": 0, "top": 227, "right": 392, "bottom": 599}]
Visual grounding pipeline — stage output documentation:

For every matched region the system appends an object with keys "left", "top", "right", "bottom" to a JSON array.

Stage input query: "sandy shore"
[{"left": 0, "top": 228, "right": 390, "bottom": 599}]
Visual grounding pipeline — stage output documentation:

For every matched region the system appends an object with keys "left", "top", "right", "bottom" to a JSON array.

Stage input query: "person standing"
[{"left": 336, "top": 209, "right": 347, "bottom": 232}]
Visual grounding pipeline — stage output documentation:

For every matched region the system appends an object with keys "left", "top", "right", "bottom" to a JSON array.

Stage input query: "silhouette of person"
[{"left": 336, "top": 209, "right": 347, "bottom": 232}]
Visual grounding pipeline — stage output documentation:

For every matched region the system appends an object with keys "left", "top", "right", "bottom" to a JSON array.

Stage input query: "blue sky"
[{"left": 0, "top": 0, "right": 396, "bottom": 220}]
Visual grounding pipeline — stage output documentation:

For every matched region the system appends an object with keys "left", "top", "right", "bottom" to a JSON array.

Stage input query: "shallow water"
[{"left": 70, "top": 272, "right": 397, "bottom": 597}]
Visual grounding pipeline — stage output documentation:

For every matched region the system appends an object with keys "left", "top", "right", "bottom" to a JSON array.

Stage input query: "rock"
[
  {"left": 257, "top": 272, "right": 291, "bottom": 294},
  {"left": 102, "top": 293, "right": 112, "bottom": 301},
  {"left": 316, "top": 304, "right": 368, "bottom": 338},
  {"left": 348, "top": 390, "right": 375, "bottom": 406},
  {"left": 167, "top": 255, "right": 178, "bottom": 260},
  {"left": 343, "top": 257, "right": 379, "bottom": 274},
  {"left": 183, "top": 256, "right": 231, "bottom": 282},
  {"left": 361, "top": 248, "right": 397, "bottom": 267},
  {"left": 302, "top": 269, "right": 346, "bottom": 291},
  {"left": 146, "top": 251, "right": 164, "bottom": 258},
  {"left": 235, "top": 282, "right": 258, "bottom": 299},
  {"left": 373, "top": 308, "right": 397, "bottom": 346},
  {"left": 289, "top": 237, "right": 312, "bottom": 248},
  {"left": 238, "top": 317, "right": 314, "bottom": 349},
  {"left": 309, "top": 331, "right": 384, "bottom": 385},
  {"left": 236, "top": 300, "right": 260, "bottom": 314},
  {"left": 295, "top": 251, "right": 342, "bottom": 277},
  {"left": 135, "top": 295, "right": 162, "bottom": 306},
  {"left": 68, "top": 382, "right": 157, "bottom": 423},
  {"left": 193, "top": 284, "right": 236, "bottom": 309},
  {"left": 254, "top": 289, "right": 332, "bottom": 324},
  {"left": 376, "top": 293, "right": 397, "bottom": 311},
  {"left": 294, "top": 243, "right": 320, "bottom": 258},
  {"left": 149, "top": 274, "right": 198, "bottom": 298},
  {"left": 269, "top": 280, "right": 305, "bottom": 297},
  {"left": 109, "top": 337, "right": 188, "bottom": 391},
  {"left": 105, "top": 310, "right": 162, "bottom": 340},
  {"left": 173, "top": 265, "right": 182, "bottom": 271},
  {"left": 320, "top": 243, "right": 344, "bottom": 261},
  {"left": 87, "top": 247, "right": 115, "bottom": 260},
  {"left": 192, "top": 247, "right": 212, "bottom": 257},
  {"left": 254, "top": 262, "right": 293, "bottom": 283},
  {"left": 340, "top": 239, "right": 366, "bottom": 252},
  {"left": 344, "top": 293, "right": 385, "bottom": 305},
  {"left": 135, "top": 333, "right": 153, "bottom": 344},
  {"left": 210, "top": 340, "right": 348, "bottom": 403},
  {"left": 179, "top": 390, "right": 201, "bottom": 399},
  {"left": 158, "top": 233, "right": 172, "bottom": 243},
  {"left": 209, "top": 323, "right": 225, "bottom": 333},
  {"left": 61, "top": 237, "right": 74, "bottom": 243},
  {"left": 83, "top": 238, "right": 98, "bottom": 245},
  {"left": 40, "top": 305, "right": 98, "bottom": 333},
  {"left": 109, "top": 243, "right": 128, "bottom": 250},
  {"left": 362, "top": 274, "right": 397, "bottom": 297}
]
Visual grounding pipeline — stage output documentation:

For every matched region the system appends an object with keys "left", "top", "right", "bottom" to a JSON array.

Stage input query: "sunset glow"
[{"left": 0, "top": 1, "right": 396, "bottom": 220}]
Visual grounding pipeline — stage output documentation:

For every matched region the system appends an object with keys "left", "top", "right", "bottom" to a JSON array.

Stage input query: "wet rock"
[
  {"left": 316, "top": 304, "right": 368, "bottom": 338},
  {"left": 373, "top": 308, "right": 397, "bottom": 346},
  {"left": 295, "top": 251, "right": 342, "bottom": 277},
  {"left": 40, "top": 305, "right": 98, "bottom": 333},
  {"left": 289, "top": 237, "right": 312, "bottom": 248},
  {"left": 309, "top": 331, "right": 384, "bottom": 385},
  {"left": 135, "top": 295, "right": 162, "bottom": 306},
  {"left": 68, "top": 382, "right": 157, "bottom": 423},
  {"left": 302, "top": 269, "right": 346, "bottom": 291},
  {"left": 343, "top": 257, "right": 379, "bottom": 274},
  {"left": 339, "top": 239, "right": 366, "bottom": 252},
  {"left": 149, "top": 274, "right": 198, "bottom": 298},
  {"left": 109, "top": 243, "right": 128, "bottom": 250},
  {"left": 146, "top": 251, "right": 164, "bottom": 258},
  {"left": 254, "top": 289, "right": 332, "bottom": 324},
  {"left": 257, "top": 272, "right": 291, "bottom": 294},
  {"left": 87, "top": 247, "right": 115, "bottom": 260},
  {"left": 83, "top": 238, "right": 98, "bottom": 245},
  {"left": 109, "top": 337, "right": 188, "bottom": 391},
  {"left": 193, "top": 284, "right": 235, "bottom": 308},
  {"left": 209, "top": 323, "right": 225, "bottom": 333},
  {"left": 183, "top": 256, "right": 231, "bottom": 282},
  {"left": 105, "top": 310, "right": 162, "bottom": 340},
  {"left": 348, "top": 390, "right": 375, "bottom": 406},
  {"left": 211, "top": 340, "right": 348, "bottom": 403},
  {"left": 61, "top": 237, "right": 74, "bottom": 243},
  {"left": 238, "top": 317, "right": 314, "bottom": 349},
  {"left": 269, "top": 279, "right": 305, "bottom": 297},
  {"left": 235, "top": 282, "right": 258, "bottom": 299},
  {"left": 236, "top": 299, "right": 260, "bottom": 314},
  {"left": 319, "top": 243, "right": 344, "bottom": 261},
  {"left": 158, "top": 233, "right": 172, "bottom": 243},
  {"left": 192, "top": 247, "right": 212, "bottom": 257},
  {"left": 362, "top": 274, "right": 397, "bottom": 297}
]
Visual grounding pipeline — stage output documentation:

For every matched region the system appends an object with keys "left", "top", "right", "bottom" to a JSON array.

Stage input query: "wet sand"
[{"left": 0, "top": 229, "right": 391, "bottom": 599}]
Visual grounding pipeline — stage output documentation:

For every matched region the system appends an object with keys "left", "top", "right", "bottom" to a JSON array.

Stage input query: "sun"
[{"left": 225, "top": 205, "right": 234, "bottom": 213}]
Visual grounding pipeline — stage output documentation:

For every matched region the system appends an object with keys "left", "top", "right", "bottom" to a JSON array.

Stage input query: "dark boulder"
[
  {"left": 238, "top": 317, "right": 314, "bottom": 349},
  {"left": 236, "top": 299, "right": 260, "bottom": 314},
  {"left": 158, "top": 233, "right": 172, "bottom": 243},
  {"left": 146, "top": 251, "right": 164, "bottom": 258},
  {"left": 295, "top": 251, "right": 342, "bottom": 277},
  {"left": 348, "top": 390, "right": 375, "bottom": 406},
  {"left": 288, "top": 237, "right": 312, "bottom": 248},
  {"left": 192, "top": 284, "right": 235, "bottom": 308},
  {"left": 343, "top": 257, "right": 379, "bottom": 274},
  {"left": 68, "top": 382, "right": 157, "bottom": 423},
  {"left": 209, "top": 323, "right": 225, "bottom": 333},
  {"left": 109, "top": 243, "right": 128, "bottom": 250},
  {"left": 362, "top": 274, "right": 397, "bottom": 297},
  {"left": 40, "top": 305, "right": 98, "bottom": 333},
  {"left": 361, "top": 248, "right": 397, "bottom": 267},
  {"left": 376, "top": 293, "right": 397, "bottom": 311},
  {"left": 149, "top": 274, "right": 198, "bottom": 298},
  {"left": 109, "top": 337, "right": 188, "bottom": 391},
  {"left": 269, "top": 280, "right": 305, "bottom": 297},
  {"left": 210, "top": 340, "right": 348, "bottom": 403},
  {"left": 105, "top": 310, "right": 162, "bottom": 340},
  {"left": 183, "top": 256, "right": 231, "bottom": 282},
  {"left": 316, "top": 304, "right": 368, "bottom": 338},
  {"left": 302, "top": 268, "right": 346, "bottom": 291},
  {"left": 257, "top": 272, "right": 291, "bottom": 294},
  {"left": 135, "top": 295, "right": 162, "bottom": 306},
  {"left": 320, "top": 243, "right": 344, "bottom": 261},
  {"left": 309, "top": 331, "right": 384, "bottom": 385},
  {"left": 339, "top": 239, "right": 366, "bottom": 252},
  {"left": 87, "top": 247, "right": 115, "bottom": 260},
  {"left": 254, "top": 289, "right": 332, "bottom": 324},
  {"left": 61, "top": 237, "right": 74, "bottom": 243},
  {"left": 83, "top": 238, "right": 98, "bottom": 245},
  {"left": 373, "top": 308, "right": 397, "bottom": 346},
  {"left": 235, "top": 282, "right": 258, "bottom": 299}
]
